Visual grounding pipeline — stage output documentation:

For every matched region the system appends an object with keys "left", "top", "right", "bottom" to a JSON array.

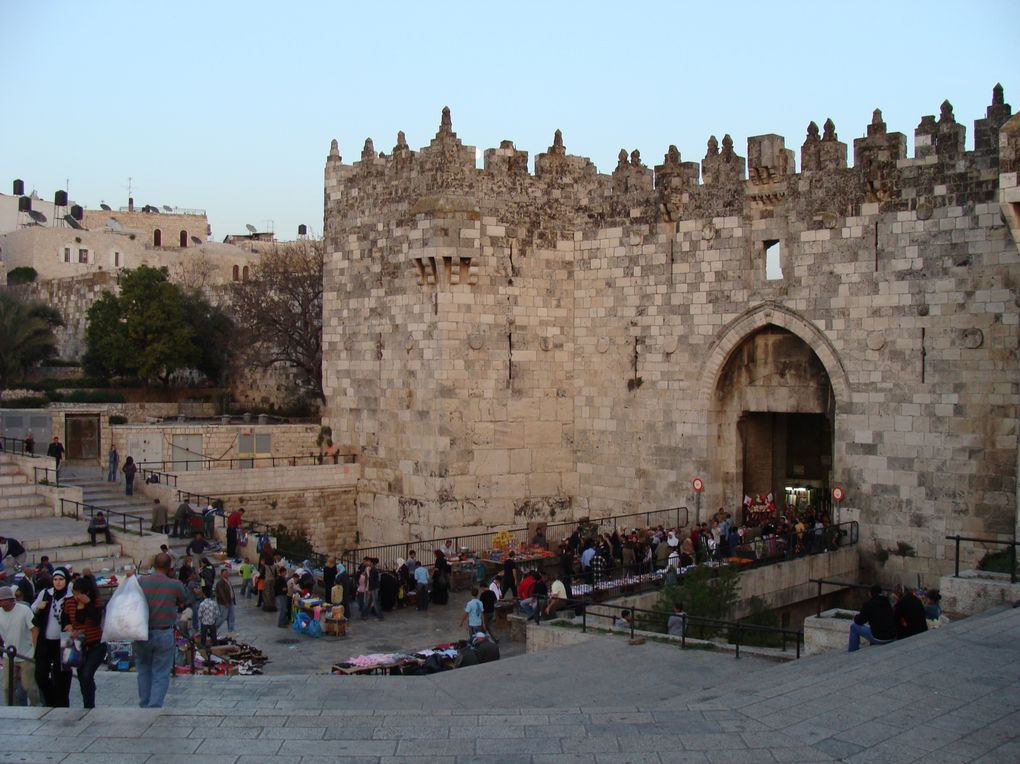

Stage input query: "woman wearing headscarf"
[{"left": 31, "top": 566, "right": 73, "bottom": 706}]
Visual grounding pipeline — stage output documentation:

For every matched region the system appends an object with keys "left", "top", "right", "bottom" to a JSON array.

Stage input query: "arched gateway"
[{"left": 698, "top": 303, "right": 851, "bottom": 517}]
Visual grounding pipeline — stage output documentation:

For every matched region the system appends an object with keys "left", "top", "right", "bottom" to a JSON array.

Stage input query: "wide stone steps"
[
  {"left": 0, "top": 482, "right": 43, "bottom": 497},
  {"left": 0, "top": 502, "right": 54, "bottom": 520}
]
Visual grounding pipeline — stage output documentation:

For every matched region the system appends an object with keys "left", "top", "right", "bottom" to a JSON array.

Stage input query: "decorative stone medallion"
[{"left": 960, "top": 328, "right": 983, "bottom": 349}]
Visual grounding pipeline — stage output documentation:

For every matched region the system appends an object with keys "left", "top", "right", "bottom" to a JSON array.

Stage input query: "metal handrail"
[
  {"left": 60, "top": 497, "right": 147, "bottom": 536},
  {"left": 808, "top": 577, "right": 892, "bottom": 618},
  {"left": 33, "top": 466, "right": 63, "bottom": 487},
  {"left": 723, "top": 521, "right": 858, "bottom": 568},
  {"left": 945, "top": 534, "right": 1020, "bottom": 584},
  {"left": 138, "top": 453, "right": 354, "bottom": 471},
  {"left": 1, "top": 436, "right": 41, "bottom": 456},
  {"left": 536, "top": 597, "right": 803, "bottom": 660},
  {"left": 341, "top": 507, "right": 690, "bottom": 571},
  {"left": 139, "top": 467, "right": 177, "bottom": 487}
]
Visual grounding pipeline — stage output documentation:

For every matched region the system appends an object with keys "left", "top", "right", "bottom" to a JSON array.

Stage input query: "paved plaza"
[{"left": 2, "top": 602, "right": 1019, "bottom": 763}]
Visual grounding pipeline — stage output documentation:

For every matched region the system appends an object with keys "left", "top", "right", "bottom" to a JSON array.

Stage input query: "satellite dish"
[
  {"left": 106, "top": 218, "right": 124, "bottom": 232},
  {"left": 28, "top": 210, "right": 48, "bottom": 224},
  {"left": 100, "top": 203, "right": 112, "bottom": 211},
  {"left": 64, "top": 214, "right": 83, "bottom": 230},
  {"left": 163, "top": 205, "right": 173, "bottom": 212},
  {"left": 245, "top": 223, "right": 257, "bottom": 234},
  {"left": 190, "top": 235, "right": 201, "bottom": 245}
]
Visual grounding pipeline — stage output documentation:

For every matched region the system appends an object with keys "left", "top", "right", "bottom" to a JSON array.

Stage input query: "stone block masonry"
[{"left": 322, "top": 90, "right": 1020, "bottom": 586}]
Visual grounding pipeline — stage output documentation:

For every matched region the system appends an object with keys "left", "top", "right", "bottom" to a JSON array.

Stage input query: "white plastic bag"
[{"left": 102, "top": 575, "right": 149, "bottom": 641}]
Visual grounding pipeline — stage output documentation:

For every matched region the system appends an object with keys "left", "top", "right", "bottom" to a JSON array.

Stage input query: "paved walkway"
[{"left": 2, "top": 604, "right": 1019, "bottom": 763}]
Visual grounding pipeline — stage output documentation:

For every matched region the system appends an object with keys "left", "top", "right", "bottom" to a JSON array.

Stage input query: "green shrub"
[
  {"left": 272, "top": 525, "right": 316, "bottom": 562},
  {"left": 654, "top": 565, "right": 740, "bottom": 639},
  {"left": 0, "top": 396, "right": 49, "bottom": 408},
  {"left": 45, "top": 390, "right": 125, "bottom": 403},
  {"left": 6, "top": 266, "right": 38, "bottom": 285},
  {"left": 728, "top": 596, "right": 784, "bottom": 648},
  {"left": 978, "top": 548, "right": 1019, "bottom": 575},
  {"left": 108, "top": 415, "right": 128, "bottom": 425}
]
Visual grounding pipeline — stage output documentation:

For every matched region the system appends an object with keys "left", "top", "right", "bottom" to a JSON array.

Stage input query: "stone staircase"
[
  {"left": 0, "top": 456, "right": 136, "bottom": 574},
  {"left": 58, "top": 470, "right": 194, "bottom": 561},
  {"left": 0, "top": 460, "right": 54, "bottom": 520}
]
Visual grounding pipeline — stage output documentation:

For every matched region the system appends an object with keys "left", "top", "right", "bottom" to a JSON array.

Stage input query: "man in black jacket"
[{"left": 849, "top": 585, "right": 897, "bottom": 652}]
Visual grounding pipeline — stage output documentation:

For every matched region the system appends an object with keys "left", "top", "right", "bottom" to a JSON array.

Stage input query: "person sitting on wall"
[
  {"left": 892, "top": 584, "right": 928, "bottom": 639},
  {"left": 87, "top": 513, "right": 112, "bottom": 546},
  {"left": 848, "top": 585, "right": 897, "bottom": 652}
]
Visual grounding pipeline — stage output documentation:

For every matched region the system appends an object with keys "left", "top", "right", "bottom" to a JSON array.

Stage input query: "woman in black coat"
[{"left": 431, "top": 552, "right": 451, "bottom": 605}]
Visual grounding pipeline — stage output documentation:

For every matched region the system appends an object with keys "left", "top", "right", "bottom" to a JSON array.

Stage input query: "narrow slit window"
[{"left": 764, "top": 239, "right": 783, "bottom": 280}]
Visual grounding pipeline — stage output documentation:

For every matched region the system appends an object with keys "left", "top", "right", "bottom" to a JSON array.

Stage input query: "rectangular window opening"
[
  {"left": 764, "top": 240, "right": 783, "bottom": 280},
  {"left": 78, "top": 248, "right": 89, "bottom": 264},
  {"left": 64, "top": 247, "right": 71, "bottom": 263}
]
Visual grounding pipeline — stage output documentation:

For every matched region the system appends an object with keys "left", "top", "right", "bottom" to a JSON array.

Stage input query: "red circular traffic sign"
[
  {"left": 692, "top": 477, "right": 704, "bottom": 493},
  {"left": 832, "top": 486, "right": 845, "bottom": 502}
]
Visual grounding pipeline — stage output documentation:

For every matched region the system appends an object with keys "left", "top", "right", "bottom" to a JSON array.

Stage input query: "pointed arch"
[{"left": 697, "top": 301, "right": 851, "bottom": 411}]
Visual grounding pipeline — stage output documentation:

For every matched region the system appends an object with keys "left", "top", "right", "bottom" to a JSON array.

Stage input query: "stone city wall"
[
  {"left": 173, "top": 463, "right": 361, "bottom": 554},
  {"left": 109, "top": 423, "right": 322, "bottom": 468},
  {"left": 322, "top": 88, "right": 1019, "bottom": 585}
]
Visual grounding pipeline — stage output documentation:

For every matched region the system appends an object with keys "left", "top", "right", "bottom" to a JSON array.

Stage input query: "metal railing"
[
  {"left": 140, "top": 467, "right": 177, "bottom": 487},
  {"left": 725, "top": 521, "right": 859, "bottom": 568},
  {"left": 809, "top": 578, "right": 890, "bottom": 617},
  {"left": 341, "top": 507, "right": 689, "bottom": 572},
  {"left": 139, "top": 453, "right": 354, "bottom": 472},
  {"left": 33, "top": 466, "right": 63, "bottom": 487},
  {"left": 117, "top": 205, "right": 206, "bottom": 216},
  {"left": 946, "top": 534, "right": 1020, "bottom": 584},
  {"left": 535, "top": 598, "right": 803, "bottom": 659},
  {"left": 60, "top": 498, "right": 147, "bottom": 536},
  {"left": 1, "top": 436, "right": 41, "bottom": 455},
  {"left": 173, "top": 490, "right": 227, "bottom": 531},
  {"left": 1, "top": 643, "right": 34, "bottom": 706}
]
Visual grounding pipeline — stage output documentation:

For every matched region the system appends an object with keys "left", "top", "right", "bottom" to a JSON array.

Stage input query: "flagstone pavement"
[{"left": 2, "top": 602, "right": 1019, "bottom": 763}]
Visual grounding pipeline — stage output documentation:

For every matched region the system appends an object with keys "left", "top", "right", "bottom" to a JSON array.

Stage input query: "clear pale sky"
[{"left": 1, "top": 1, "right": 1016, "bottom": 241}]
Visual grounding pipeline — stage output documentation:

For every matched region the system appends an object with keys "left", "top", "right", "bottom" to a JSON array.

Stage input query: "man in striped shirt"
[{"left": 135, "top": 553, "right": 186, "bottom": 708}]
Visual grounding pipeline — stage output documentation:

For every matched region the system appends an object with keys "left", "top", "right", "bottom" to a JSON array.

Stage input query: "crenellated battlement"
[{"left": 325, "top": 86, "right": 1014, "bottom": 244}]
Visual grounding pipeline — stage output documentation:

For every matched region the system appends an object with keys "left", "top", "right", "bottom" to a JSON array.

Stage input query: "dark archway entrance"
[{"left": 710, "top": 325, "right": 834, "bottom": 518}]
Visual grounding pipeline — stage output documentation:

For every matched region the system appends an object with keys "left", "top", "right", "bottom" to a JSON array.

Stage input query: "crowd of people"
[
  {"left": 0, "top": 539, "right": 242, "bottom": 709},
  {"left": 0, "top": 562, "right": 121, "bottom": 708}
]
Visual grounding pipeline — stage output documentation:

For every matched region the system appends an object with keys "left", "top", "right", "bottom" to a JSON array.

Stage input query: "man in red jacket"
[{"left": 226, "top": 507, "right": 245, "bottom": 558}]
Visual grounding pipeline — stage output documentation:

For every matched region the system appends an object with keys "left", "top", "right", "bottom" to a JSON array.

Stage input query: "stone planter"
[{"left": 939, "top": 570, "right": 1020, "bottom": 617}]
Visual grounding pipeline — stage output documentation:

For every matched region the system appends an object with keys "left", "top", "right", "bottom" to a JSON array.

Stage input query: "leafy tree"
[
  {"left": 180, "top": 290, "right": 234, "bottom": 385},
  {"left": 84, "top": 266, "right": 193, "bottom": 384},
  {"left": 230, "top": 240, "right": 324, "bottom": 401},
  {"left": 0, "top": 291, "right": 61, "bottom": 399},
  {"left": 84, "top": 265, "right": 232, "bottom": 386}
]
